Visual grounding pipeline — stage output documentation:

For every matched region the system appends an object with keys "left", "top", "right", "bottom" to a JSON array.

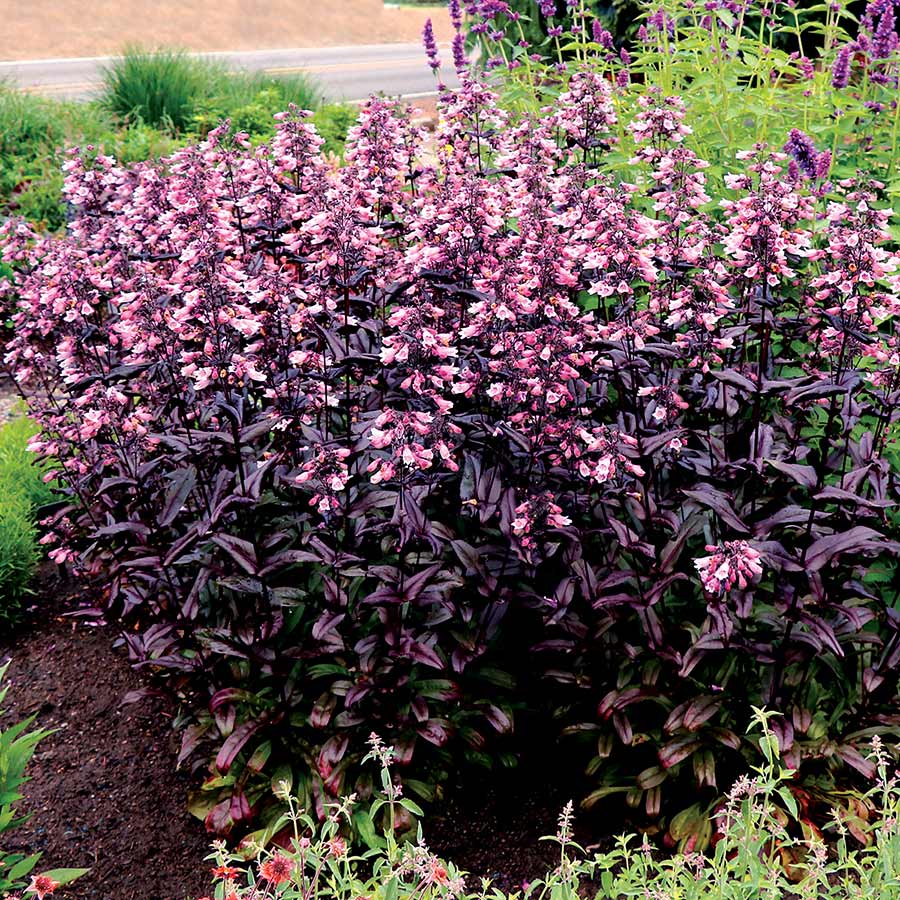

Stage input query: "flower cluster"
[
  {"left": 296, "top": 445, "right": 352, "bottom": 514},
  {"left": 694, "top": 541, "right": 764, "bottom": 595},
  {"left": 366, "top": 410, "right": 460, "bottom": 484}
]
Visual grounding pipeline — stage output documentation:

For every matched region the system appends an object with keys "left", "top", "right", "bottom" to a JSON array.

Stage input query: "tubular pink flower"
[{"left": 695, "top": 541, "right": 764, "bottom": 594}]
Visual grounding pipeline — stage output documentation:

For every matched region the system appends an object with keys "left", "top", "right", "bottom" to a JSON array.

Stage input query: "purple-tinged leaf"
[
  {"left": 159, "top": 466, "right": 197, "bottom": 527},
  {"left": 211, "top": 534, "right": 259, "bottom": 575},
  {"left": 804, "top": 526, "right": 885, "bottom": 572},
  {"left": 216, "top": 720, "right": 263, "bottom": 774},
  {"left": 767, "top": 460, "right": 817, "bottom": 489},
  {"left": 681, "top": 487, "right": 750, "bottom": 534}
]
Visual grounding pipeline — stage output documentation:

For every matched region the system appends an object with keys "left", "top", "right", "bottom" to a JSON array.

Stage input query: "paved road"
[{"left": 0, "top": 43, "right": 459, "bottom": 103}]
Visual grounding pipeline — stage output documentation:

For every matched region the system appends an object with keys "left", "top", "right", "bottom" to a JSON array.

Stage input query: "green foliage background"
[
  {"left": 0, "top": 416, "right": 55, "bottom": 623},
  {"left": 0, "top": 50, "right": 355, "bottom": 233}
]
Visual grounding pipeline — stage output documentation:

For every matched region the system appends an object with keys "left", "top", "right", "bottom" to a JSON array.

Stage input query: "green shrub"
[
  {"left": 100, "top": 46, "right": 215, "bottom": 133},
  {"left": 0, "top": 416, "right": 54, "bottom": 623},
  {"left": 212, "top": 70, "right": 321, "bottom": 117},
  {"left": 6, "top": 168, "right": 66, "bottom": 232},
  {"left": 0, "top": 662, "right": 86, "bottom": 896},
  {"left": 99, "top": 120, "right": 182, "bottom": 164},
  {"left": 0, "top": 486, "right": 37, "bottom": 623},
  {"left": 312, "top": 103, "right": 358, "bottom": 157},
  {"left": 193, "top": 78, "right": 322, "bottom": 141},
  {"left": 0, "top": 87, "right": 66, "bottom": 161},
  {"left": 102, "top": 47, "right": 322, "bottom": 136},
  {"left": 0, "top": 88, "right": 66, "bottom": 230},
  {"left": 0, "top": 415, "right": 55, "bottom": 512},
  {"left": 0, "top": 90, "right": 123, "bottom": 231},
  {"left": 0, "top": 90, "right": 115, "bottom": 173}
]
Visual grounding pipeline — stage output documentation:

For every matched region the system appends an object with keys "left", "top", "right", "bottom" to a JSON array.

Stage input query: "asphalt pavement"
[{"left": 0, "top": 43, "right": 459, "bottom": 102}]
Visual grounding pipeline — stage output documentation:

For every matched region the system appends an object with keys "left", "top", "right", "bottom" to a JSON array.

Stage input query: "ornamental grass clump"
[
  {"left": 101, "top": 47, "right": 322, "bottom": 136},
  {"left": 3, "top": 9, "right": 900, "bottom": 847}
]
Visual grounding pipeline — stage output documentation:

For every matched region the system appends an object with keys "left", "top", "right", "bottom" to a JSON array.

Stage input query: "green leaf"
[
  {"left": 399, "top": 797, "right": 424, "bottom": 817},
  {"left": 777, "top": 786, "right": 798, "bottom": 819},
  {"left": 383, "top": 876, "right": 399, "bottom": 900},
  {"left": 39, "top": 868, "right": 89, "bottom": 886},
  {"left": 6, "top": 852, "right": 41, "bottom": 881},
  {"left": 353, "top": 809, "right": 386, "bottom": 851}
]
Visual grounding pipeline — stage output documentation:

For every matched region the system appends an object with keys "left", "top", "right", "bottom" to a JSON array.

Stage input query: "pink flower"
[
  {"left": 26, "top": 875, "right": 60, "bottom": 900},
  {"left": 259, "top": 852, "right": 292, "bottom": 885},
  {"left": 695, "top": 541, "right": 764, "bottom": 594}
]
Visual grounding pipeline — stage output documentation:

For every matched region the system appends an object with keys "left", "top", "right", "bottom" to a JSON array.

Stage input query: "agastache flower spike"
[
  {"left": 449, "top": 0, "right": 463, "bottom": 30},
  {"left": 832, "top": 44, "right": 852, "bottom": 88},
  {"left": 593, "top": 20, "right": 614, "bottom": 49},
  {"left": 423, "top": 19, "right": 442, "bottom": 72},
  {"left": 452, "top": 32, "right": 469, "bottom": 71},
  {"left": 873, "top": 5, "right": 898, "bottom": 59},
  {"left": 783, "top": 128, "right": 819, "bottom": 179}
]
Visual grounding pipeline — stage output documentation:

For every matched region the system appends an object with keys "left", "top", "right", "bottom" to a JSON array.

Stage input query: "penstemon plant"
[{"left": 3, "top": 0, "right": 900, "bottom": 849}]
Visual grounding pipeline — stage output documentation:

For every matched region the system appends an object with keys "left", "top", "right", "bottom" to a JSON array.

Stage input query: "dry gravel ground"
[{"left": 0, "top": 1, "right": 453, "bottom": 61}]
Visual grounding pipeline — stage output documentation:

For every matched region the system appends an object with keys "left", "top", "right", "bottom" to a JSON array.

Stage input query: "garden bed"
[
  {"left": 0, "top": 572, "right": 211, "bottom": 900},
  {"left": 0, "top": 570, "right": 584, "bottom": 900}
]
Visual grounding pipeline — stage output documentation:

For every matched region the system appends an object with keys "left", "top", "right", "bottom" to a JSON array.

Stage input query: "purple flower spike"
[
  {"left": 873, "top": 6, "right": 898, "bottom": 59},
  {"left": 448, "top": 0, "right": 463, "bottom": 31},
  {"left": 452, "top": 32, "right": 469, "bottom": 72},
  {"left": 832, "top": 44, "right": 852, "bottom": 88},
  {"left": 423, "top": 19, "right": 442, "bottom": 72},
  {"left": 593, "top": 20, "right": 614, "bottom": 48},
  {"left": 783, "top": 128, "right": 818, "bottom": 179}
]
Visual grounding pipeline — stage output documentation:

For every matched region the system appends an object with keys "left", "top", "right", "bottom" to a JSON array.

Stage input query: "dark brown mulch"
[
  {"left": 0, "top": 572, "right": 212, "bottom": 900},
  {"left": 425, "top": 749, "right": 602, "bottom": 893},
  {"left": 427, "top": 776, "right": 570, "bottom": 891}
]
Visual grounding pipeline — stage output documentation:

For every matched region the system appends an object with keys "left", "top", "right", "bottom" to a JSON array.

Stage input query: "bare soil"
[{"left": 0, "top": 1, "right": 453, "bottom": 61}]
